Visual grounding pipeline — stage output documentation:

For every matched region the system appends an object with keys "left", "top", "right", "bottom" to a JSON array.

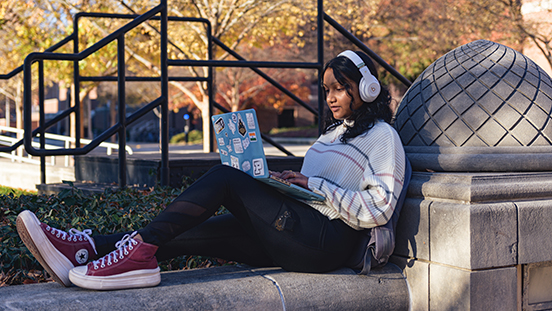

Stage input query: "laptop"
[{"left": 211, "top": 109, "right": 325, "bottom": 202}]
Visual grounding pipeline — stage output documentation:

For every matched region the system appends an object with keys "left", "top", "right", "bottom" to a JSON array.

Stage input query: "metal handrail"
[
  {"left": 18, "top": 3, "right": 170, "bottom": 187},
  {"left": 0, "top": 125, "right": 133, "bottom": 166}
]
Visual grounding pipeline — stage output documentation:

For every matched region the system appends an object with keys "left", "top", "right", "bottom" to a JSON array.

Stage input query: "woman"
[{"left": 16, "top": 50, "right": 406, "bottom": 290}]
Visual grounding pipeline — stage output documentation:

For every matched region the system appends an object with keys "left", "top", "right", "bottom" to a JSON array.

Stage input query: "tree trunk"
[
  {"left": 15, "top": 79, "right": 23, "bottom": 160},
  {"left": 201, "top": 102, "right": 212, "bottom": 152}
]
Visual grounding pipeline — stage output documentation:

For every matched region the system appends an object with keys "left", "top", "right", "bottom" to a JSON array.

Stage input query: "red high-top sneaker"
[
  {"left": 69, "top": 231, "right": 160, "bottom": 290},
  {"left": 16, "top": 210, "right": 97, "bottom": 286}
]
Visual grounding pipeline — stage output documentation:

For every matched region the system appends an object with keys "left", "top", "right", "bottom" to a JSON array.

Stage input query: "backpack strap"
[{"left": 347, "top": 156, "right": 412, "bottom": 275}]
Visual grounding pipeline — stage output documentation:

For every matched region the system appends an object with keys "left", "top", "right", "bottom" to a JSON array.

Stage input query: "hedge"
[{"left": 0, "top": 183, "right": 232, "bottom": 286}]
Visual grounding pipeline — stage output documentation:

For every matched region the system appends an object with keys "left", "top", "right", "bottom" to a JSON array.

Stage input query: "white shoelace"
[
  {"left": 46, "top": 225, "right": 97, "bottom": 255},
  {"left": 92, "top": 231, "right": 139, "bottom": 270}
]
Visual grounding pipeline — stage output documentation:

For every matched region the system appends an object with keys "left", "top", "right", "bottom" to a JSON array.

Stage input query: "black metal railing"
[
  {"left": 20, "top": 2, "right": 170, "bottom": 187},
  {"left": 0, "top": 0, "right": 411, "bottom": 188}
]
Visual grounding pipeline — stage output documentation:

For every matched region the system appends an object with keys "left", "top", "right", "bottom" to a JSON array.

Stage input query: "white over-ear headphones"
[{"left": 338, "top": 50, "right": 381, "bottom": 103}]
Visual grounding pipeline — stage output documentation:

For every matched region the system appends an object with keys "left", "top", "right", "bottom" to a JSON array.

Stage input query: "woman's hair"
[{"left": 322, "top": 51, "right": 393, "bottom": 143}]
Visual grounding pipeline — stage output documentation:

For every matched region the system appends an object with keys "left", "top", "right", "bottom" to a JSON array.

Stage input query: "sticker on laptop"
[
  {"left": 228, "top": 121, "right": 236, "bottom": 134},
  {"left": 248, "top": 132, "right": 257, "bottom": 142},
  {"left": 252, "top": 158, "right": 265, "bottom": 177},
  {"left": 214, "top": 117, "right": 225, "bottom": 134},
  {"left": 230, "top": 156, "right": 239, "bottom": 169},
  {"left": 231, "top": 113, "right": 238, "bottom": 124},
  {"left": 242, "top": 137, "right": 250, "bottom": 150},
  {"left": 233, "top": 138, "right": 244, "bottom": 153},
  {"left": 246, "top": 112, "right": 255, "bottom": 129},
  {"left": 237, "top": 116, "right": 247, "bottom": 137},
  {"left": 242, "top": 161, "right": 251, "bottom": 172},
  {"left": 218, "top": 137, "right": 225, "bottom": 146},
  {"left": 227, "top": 144, "right": 232, "bottom": 153},
  {"left": 220, "top": 149, "right": 228, "bottom": 156}
]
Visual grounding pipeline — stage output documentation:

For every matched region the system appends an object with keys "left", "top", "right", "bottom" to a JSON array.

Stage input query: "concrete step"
[{"left": 0, "top": 264, "right": 409, "bottom": 311}]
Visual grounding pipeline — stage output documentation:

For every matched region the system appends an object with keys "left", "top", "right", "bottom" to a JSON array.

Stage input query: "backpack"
[{"left": 346, "top": 157, "right": 412, "bottom": 274}]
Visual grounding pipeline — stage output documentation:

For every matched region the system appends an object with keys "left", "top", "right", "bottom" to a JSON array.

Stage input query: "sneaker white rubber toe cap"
[{"left": 69, "top": 265, "right": 161, "bottom": 291}]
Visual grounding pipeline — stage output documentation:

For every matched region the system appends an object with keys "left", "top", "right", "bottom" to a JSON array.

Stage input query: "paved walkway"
[{"left": 0, "top": 140, "right": 313, "bottom": 191}]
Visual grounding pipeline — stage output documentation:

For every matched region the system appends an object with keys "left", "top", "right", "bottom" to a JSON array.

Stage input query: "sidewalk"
[
  {"left": 0, "top": 264, "right": 410, "bottom": 310},
  {"left": 0, "top": 142, "right": 313, "bottom": 191}
]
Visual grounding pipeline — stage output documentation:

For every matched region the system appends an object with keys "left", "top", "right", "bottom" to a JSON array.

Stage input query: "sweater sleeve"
[{"left": 307, "top": 130, "right": 405, "bottom": 229}]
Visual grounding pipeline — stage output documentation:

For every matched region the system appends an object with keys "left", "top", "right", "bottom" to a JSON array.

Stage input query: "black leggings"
[{"left": 94, "top": 165, "right": 360, "bottom": 272}]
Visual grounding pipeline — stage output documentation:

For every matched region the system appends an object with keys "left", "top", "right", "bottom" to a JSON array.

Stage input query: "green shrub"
[
  {"left": 0, "top": 184, "right": 232, "bottom": 286},
  {"left": 170, "top": 130, "right": 203, "bottom": 144}
]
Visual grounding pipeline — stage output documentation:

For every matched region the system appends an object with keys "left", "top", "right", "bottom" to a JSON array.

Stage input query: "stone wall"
[{"left": 391, "top": 168, "right": 552, "bottom": 310}]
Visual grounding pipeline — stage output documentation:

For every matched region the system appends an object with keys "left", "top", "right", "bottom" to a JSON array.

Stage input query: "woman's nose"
[{"left": 327, "top": 90, "right": 336, "bottom": 102}]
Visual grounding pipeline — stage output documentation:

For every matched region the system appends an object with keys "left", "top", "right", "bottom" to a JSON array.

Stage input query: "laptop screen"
[{"left": 211, "top": 109, "right": 269, "bottom": 178}]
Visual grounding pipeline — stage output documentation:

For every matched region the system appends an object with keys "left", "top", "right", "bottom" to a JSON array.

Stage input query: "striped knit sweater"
[{"left": 300, "top": 120, "right": 406, "bottom": 230}]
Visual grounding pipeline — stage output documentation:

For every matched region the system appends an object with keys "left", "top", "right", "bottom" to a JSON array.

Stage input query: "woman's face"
[{"left": 323, "top": 68, "right": 363, "bottom": 120}]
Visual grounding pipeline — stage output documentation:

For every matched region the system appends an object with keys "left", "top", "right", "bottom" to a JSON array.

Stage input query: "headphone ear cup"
[{"left": 359, "top": 74, "right": 381, "bottom": 102}]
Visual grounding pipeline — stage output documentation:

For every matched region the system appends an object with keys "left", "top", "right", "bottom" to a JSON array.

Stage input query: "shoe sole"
[
  {"left": 16, "top": 210, "right": 74, "bottom": 287},
  {"left": 69, "top": 266, "right": 161, "bottom": 290}
]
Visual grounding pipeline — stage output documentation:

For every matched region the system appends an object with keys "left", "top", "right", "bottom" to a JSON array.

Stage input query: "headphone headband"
[
  {"left": 338, "top": 50, "right": 372, "bottom": 78},
  {"left": 337, "top": 50, "right": 381, "bottom": 102}
]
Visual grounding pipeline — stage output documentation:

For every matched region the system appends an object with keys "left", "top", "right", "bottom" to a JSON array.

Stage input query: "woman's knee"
[
  {"left": 207, "top": 164, "right": 244, "bottom": 177},
  {"left": 202, "top": 164, "right": 251, "bottom": 184}
]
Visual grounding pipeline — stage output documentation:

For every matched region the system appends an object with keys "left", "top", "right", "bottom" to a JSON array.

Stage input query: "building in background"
[{"left": 522, "top": 0, "right": 552, "bottom": 76}]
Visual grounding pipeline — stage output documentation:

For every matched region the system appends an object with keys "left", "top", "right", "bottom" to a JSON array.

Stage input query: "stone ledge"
[
  {"left": 405, "top": 146, "right": 552, "bottom": 172},
  {"left": 409, "top": 171, "right": 552, "bottom": 203},
  {"left": 0, "top": 264, "right": 410, "bottom": 311}
]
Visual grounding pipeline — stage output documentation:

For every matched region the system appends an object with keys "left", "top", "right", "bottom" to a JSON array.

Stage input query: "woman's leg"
[
  {"left": 117, "top": 164, "right": 361, "bottom": 272},
  {"left": 155, "top": 213, "right": 274, "bottom": 267}
]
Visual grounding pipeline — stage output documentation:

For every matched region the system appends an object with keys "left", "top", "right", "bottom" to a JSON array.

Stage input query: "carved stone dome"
[{"left": 394, "top": 40, "right": 552, "bottom": 172}]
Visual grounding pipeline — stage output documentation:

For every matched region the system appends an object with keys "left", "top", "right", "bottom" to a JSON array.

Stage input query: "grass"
[
  {"left": 0, "top": 186, "right": 36, "bottom": 197},
  {"left": 268, "top": 125, "right": 318, "bottom": 137}
]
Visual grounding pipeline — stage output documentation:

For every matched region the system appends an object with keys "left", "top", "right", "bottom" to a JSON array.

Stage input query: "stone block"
[
  {"left": 517, "top": 199, "right": 552, "bottom": 264},
  {"left": 258, "top": 265, "right": 409, "bottom": 310},
  {"left": 430, "top": 264, "right": 517, "bottom": 311},
  {"left": 395, "top": 198, "right": 430, "bottom": 261},
  {"left": 429, "top": 201, "right": 471, "bottom": 269},
  {"left": 430, "top": 201, "right": 517, "bottom": 269},
  {"left": 390, "top": 255, "right": 429, "bottom": 311}
]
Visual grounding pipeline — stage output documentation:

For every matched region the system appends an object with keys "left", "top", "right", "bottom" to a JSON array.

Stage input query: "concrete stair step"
[{"left": 0, "top": 264, "right": 409, "bottom": 310}]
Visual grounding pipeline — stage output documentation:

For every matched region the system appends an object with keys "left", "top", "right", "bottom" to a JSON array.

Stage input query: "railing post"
[
  {"left": 74, "top": 17, "right": 81, "bottom": 149},
  {"left": 39, "top": 61, "right": 46, "bottom": 184},
  {"left": 207, "top": 23, "right": 214, "bottom": 153},
  {"left": 317, "top": 0, "right": 324, "bottom": 136},
  {"left": 118, "top": 34, "right": 127, "bottom": 187},
  {"left": 160, "top": 0, "right": 170, "bottom": 186}
]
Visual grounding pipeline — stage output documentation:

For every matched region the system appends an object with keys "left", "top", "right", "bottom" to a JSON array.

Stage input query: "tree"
[
  {"left": 298, "top": 0, "right": 523, "bottom": 83},
  {"left": 214, "top": 41, "right": 311, "bottom": 113},
  {"left": 497, "top": 0, "right": 552, "bottom": 72}
]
